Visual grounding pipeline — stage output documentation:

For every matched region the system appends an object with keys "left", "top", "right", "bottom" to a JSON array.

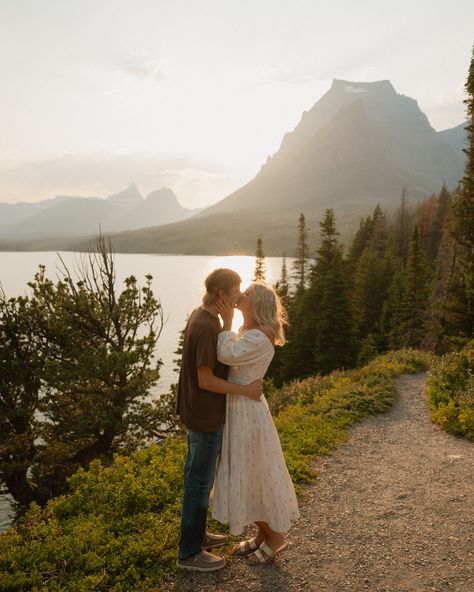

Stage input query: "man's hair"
[{"left": 203, "top": 268, "right": 241, "bottom": 305}]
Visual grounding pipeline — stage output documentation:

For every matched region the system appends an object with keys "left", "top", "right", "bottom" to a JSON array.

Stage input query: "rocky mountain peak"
[
  {"left": 107, "top": 182, "right": 143, "bottom": 205},
  {"left": 330, "top": 79, "right": 396, "bottom": 95},
  {"left": 145, "top": 187, "right": 178, "bottom": 203},
  {"left": 262, "top": 78, "right": 433, "bottom": 174}
]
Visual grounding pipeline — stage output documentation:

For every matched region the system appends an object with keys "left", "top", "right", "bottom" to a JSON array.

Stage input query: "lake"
[{"left": 0, "top": 251, "right": 290, "bottom": 532}]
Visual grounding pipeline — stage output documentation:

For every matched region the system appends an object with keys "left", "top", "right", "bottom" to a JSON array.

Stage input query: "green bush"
[
  {"left": 0, "top": 440, "right": 186, "bottom": 591},
  {"left": 426, "top": 340, "right": 474, "bottom": 440},
  {"left": 0, "top": 349, "right": 431, "bottom": 591}
]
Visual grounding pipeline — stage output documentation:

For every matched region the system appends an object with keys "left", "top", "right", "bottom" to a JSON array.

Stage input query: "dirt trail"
[{"left": 164, "top": 373, "right": 474, "bottom": 592}]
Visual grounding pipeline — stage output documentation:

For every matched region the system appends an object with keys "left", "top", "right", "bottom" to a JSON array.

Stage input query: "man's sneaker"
[
  {"left": 176, "top": 550, "right": 226, "bottom": 572},
  {"left": 202, "top": 531, "right": 227, "bottom": 550}
]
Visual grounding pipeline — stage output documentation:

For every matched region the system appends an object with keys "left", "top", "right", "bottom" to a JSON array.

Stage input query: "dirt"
[{"left": 161, "top": 373, "right": 474, "bottom": 592}]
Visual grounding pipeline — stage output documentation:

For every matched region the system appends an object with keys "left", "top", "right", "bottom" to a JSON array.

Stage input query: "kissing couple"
[{"left": 176, "top": 268, "right": 299, "bottom": 571}]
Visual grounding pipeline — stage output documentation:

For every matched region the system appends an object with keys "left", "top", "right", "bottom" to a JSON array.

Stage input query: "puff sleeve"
[{"left": 217, "top": 329, "right": 273, "bottom": 366}]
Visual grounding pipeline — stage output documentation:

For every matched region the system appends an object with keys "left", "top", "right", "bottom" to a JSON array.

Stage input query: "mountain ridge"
[
  {"left": 0, "top": 184, "right": 198, "bottom": 239},
  {"left": 0, "top": 79, "right": 467, "bottom": 255}
]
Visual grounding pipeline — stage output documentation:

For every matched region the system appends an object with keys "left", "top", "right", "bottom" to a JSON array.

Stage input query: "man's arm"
[{"left": 197, "top": 367, "right": 262, "bottom": 401}]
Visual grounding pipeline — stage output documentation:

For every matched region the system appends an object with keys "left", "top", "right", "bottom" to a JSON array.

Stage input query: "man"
[{"left": 176, "top": 268, "right": 263, "bottom": 572}]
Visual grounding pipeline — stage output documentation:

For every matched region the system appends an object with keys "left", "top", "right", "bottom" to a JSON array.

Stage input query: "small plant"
[{"left": 426, "top": 340, "right": 474, "bottom": 440}]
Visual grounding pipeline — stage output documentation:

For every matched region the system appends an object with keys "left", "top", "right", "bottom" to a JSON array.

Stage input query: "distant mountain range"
[
  {"left": 0, "top": 79, "right": 468, "bottom": 255},
  {"left": 0, "top": 184, "right": 198, "bottom": 241}
]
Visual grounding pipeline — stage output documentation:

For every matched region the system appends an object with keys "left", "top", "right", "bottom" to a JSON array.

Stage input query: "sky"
[{"left": 0, "top": 0, "right": 473, "bottom": 208}]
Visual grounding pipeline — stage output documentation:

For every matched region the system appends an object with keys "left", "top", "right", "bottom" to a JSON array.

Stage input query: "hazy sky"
[{"left": 0, "top": 0, "right": 473, "bottom": 207}]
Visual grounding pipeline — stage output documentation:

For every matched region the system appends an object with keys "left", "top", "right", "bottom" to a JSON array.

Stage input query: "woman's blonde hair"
[{"left": 247, "top": 281, "right": 288, "bottom": 346}]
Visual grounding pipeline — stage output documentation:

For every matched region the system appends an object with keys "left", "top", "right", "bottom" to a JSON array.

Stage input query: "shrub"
[
  {"left": 0, "top": 440, "right": 185, "bottom": 591},
  {"left": 426, "top": 340, "right": 474, "bottom": 440}
]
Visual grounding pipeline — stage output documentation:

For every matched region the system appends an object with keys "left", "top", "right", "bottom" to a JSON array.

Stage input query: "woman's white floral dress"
[{"left": 211, "top": 329, "right": 299, "bottom": 535}]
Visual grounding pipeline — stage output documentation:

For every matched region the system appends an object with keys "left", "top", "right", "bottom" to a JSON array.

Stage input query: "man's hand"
[{"left": 242, "top": 379, "right": 263, "bottom": 401}]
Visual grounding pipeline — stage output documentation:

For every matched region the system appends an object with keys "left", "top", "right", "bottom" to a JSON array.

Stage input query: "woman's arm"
[{"left": 217, "top": 330, "right": 269, "bottom": 366}]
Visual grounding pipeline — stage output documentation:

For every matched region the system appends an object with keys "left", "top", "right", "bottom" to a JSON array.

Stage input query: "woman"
[{"left": 211, "top": 282, "right": 299, "bottom": 564}]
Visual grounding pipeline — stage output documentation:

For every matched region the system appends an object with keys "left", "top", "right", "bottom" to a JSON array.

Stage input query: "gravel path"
[{"left": 163, "top": 373, "right": 474, "bottom": 592}]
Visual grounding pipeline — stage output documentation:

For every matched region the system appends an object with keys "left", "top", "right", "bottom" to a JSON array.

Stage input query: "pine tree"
[
  {"left": 275, "top": 291, "right": 310, "bottom": 382},
  {"left": 349, "top": 203, "right": 390, "bottom": 273},
  {"left": 450, "top": 44, "right": 474, "bottom": 341},
  {"left": 432, "top": 185, "right": 452, "bottom": 258},
  {"left": 292, "top": 213, "right": 309, "bottom": 292},
  {"left": 295, "top": 209, "right": 354, "bottom": 375},
  {"left": 0, "top": 290, "right": 42, "bottom": 507},
  {"left": 348, "top": 215, "right": 373, "bottom": 274},
  {"left": 399, "top": 187, "right": 453, "bottom": 350},
  {"left": 305, "top": 210, "right": 340, "bottom": 341},
  {"left": 253, "top": 237, "right": 266, "bottom": 281},
  {"left": 278, "top": 212, "right": 326, "bottom": 381},
  {"left": 313, "top": 209, "right": 338, "bottom": 274},
  {"left": 276, "top": 214, "right": 312, "bottom": 381},
  {"left": 314, "top": 249, "right": 354, "bottom": 373},
  {"left": 401, "top": 225, "right": 432, "bottom": 346},
  {"left": 369, "top": 204, "right": 389, "bottom": 256},
  {"left": 274, "top": 253, "right": 290, "bottom": 308},
  {"left": 424, "top": 207, "right": 458, "bottom": 352},
  {"left": 396, "top": 185, "right": 410, "bottom": 264},
  {"left": 351, "top": 247, "right": 380, "bottom": 342},
  {"left": 0, "top": 238, "right": 165, "bottom": 507},
  {"left": 379, "top": 264, "right": 407, "bottom": 350},
  {"left": 416, "top": 191, "right": 453, "bottom": 265},
  {"left": 269, "top": 255, "right": 291, "bottom": 385}
]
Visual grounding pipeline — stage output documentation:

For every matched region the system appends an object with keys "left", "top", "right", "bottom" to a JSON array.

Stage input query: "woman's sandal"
[
  {"left": 232, "top": 537, "right": 259, "bottom": 555},
  {"left": 247, "top": 541, "right": 288, "bottom": 565}
]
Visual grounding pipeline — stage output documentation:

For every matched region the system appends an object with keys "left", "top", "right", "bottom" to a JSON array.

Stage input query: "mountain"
[
  {"left": 438, "top": 121, "right": 469, "bottom": 155},
  {"left": 76, "top": 79, "right": 466, "bottom": 256},
  {"left": 109, "top": 188, "right": 197, "bottom": 230},
  {"left": 200, "top": 80, "right": 464, "bottom": 218},
  {"left": 0, "top": 195, "right": 72, "bottom": 227},
  {"left": 1, "top": 79, "right": 467, "bottom": 255},
  {"left": 0, "top": 184, "right": 197, "bottom": 240}
]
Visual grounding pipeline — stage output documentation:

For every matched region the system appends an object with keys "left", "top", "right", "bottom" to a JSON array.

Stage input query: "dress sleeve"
[{"left": 217, "top": 330, "right": 270, "bottom": 366}]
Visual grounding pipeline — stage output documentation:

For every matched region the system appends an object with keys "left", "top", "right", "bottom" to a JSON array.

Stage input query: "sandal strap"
[
  {"left": 260, "top": 542, "right": 275, "bottom": 559},
  {"left": 253, "top": 548, "right": 269, "bottom": 563},
  {"left": 253, "top": 542, "right": 275, "bottom": 563},
  {"left": 249, "top": 538, "right": 258, "bottom": 551},
  {"left": 239, "top": 537, "right": 257, "bottom": 553}
]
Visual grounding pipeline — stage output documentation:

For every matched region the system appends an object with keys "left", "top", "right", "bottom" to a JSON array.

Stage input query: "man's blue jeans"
[{"left": 178, "top": 427, "right": 223, "bottom": 560}]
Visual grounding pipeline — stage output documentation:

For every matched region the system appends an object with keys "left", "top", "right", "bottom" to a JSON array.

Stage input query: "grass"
[{"left": 0, "top": 348, "right": 432, "bottom": 591}]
